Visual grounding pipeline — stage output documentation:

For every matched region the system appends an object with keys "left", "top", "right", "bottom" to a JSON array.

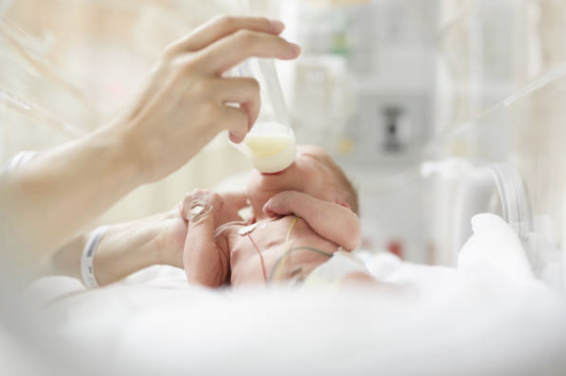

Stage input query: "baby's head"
[{"left": 246, "top": 145, "right": 358, "bottom": 219}]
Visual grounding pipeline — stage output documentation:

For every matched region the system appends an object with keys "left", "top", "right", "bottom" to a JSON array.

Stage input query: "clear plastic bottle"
[{"left": 230, "top": 58, "right": 296, "bottom": 173}]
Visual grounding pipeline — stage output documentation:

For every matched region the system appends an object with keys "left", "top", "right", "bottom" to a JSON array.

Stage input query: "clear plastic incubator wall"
[
  {"left": 281, "top": 0, "right": 566, "bottom": 293},
  {"left": 0, "top": 0, "right": 565, "bottom": 293}
]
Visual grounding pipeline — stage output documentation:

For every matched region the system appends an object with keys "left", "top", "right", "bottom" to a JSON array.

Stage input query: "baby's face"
[{"left": 246, "top": 145, "right": 339, "bottom": 217}]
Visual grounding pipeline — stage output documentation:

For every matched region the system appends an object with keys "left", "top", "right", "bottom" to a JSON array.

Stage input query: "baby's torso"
[{"left": 217, "top": 216, "right": 340, "bottom": 286}]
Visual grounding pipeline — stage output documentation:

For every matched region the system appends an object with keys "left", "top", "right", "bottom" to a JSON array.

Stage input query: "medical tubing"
[
  {"left": 247, "top": 232, "right": 268, "bottom": 282},
  {"left": 276, "top": 217, "right": 299, "bottom": 281}
]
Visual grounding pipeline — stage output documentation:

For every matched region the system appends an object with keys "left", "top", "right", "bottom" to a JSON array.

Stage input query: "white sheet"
[{"left": 22, "top": 214, "right": 566, "bottom": 376}]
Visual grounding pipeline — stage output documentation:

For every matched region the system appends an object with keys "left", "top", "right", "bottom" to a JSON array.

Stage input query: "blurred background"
[{"left": 0, "top": 0, "right": 564, "bottom": 275}]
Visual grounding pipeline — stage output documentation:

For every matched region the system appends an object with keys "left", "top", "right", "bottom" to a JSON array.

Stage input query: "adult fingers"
[
  {"left": 220, "top": 105, "right": 249, "bottom": 144},
  {"left": 214, "top": 77, "right": 261, "bottom": 129},
  {"left": 166, "top": 16, "right": 285, "bottom": 55},
  {"left": 200, "top": 30, "right": 301, "bottom": 75}
]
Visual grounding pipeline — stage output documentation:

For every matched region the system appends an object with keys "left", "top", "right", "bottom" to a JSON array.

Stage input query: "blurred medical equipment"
[
  {"left": 279, "top": 0, "right": 439, "bottom": 264},
  {"left": 279, "top": 0, "right": 565, "bottom": 286}
]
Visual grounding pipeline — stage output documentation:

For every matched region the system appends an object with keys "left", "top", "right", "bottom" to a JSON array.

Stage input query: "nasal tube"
[{"left": 230, "top": 58, "right": 296, "bottom": 173}]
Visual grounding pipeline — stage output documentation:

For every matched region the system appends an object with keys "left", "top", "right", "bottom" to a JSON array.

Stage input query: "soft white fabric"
[
  {"left": 20, "top": 213, "right": 566, "bottom": 376},
  {"left": 303, "top": 250, "right": 370, "bottom": 287},
  {"left": 458, "top": 213, "right": 533, "bottom": 281}
]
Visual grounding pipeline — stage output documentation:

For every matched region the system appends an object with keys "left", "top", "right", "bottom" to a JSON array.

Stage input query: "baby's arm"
[
  {"left": 180, "top": 190, "right": 230, "bottom": 288},
  {"left": 263, "top": 191, "right": 361, "bottom": 251},
  {"left": 215, "top": 191, "right": 249, "bottom": 226}
]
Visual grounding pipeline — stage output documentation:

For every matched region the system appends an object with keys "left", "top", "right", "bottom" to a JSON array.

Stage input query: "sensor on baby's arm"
[{"left": 186, "top": 200, "right": 213, "bottom": 222}]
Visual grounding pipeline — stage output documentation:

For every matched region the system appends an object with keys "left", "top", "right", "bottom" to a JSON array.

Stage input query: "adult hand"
[
  {"left": 114, "top": 15, "right": 301, "bottom": 183},
  {"left": 0, "top": 16, "right": 300, "bottom": 264}
]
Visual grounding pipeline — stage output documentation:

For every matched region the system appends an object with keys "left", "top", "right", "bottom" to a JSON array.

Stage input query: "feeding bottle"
[{"left": 230, "top": 58, "right": 296, "bottom": 173}]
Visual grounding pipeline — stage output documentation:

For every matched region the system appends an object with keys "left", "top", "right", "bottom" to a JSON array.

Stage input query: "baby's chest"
[
  {"left": 226, "top": 218, "right": 336, "bottom": 262},
  {"left": 227, "top": 221, "right": 284, "bottom": 259}
]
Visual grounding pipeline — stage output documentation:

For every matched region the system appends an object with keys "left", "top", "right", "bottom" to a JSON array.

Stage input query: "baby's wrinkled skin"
[{"left": 179, "top": 145, "right": 362, "bottom": 288}]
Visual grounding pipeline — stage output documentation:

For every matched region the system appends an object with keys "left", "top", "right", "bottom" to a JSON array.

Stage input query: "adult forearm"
[
  {"left": 0, "top": 15, "right": 301, "bottom": 270},
  {"left": 90, "top": 220, "right": 163, "bottom": 286},
  {"left": 0, "top": 124, "right": 143, "bottom": 263},
  {"left": 48, "top": 217, "right": 166, "bottom": 286}
]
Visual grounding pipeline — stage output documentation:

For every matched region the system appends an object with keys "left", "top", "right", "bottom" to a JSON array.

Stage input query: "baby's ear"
[{"left": 335, "top": 199, "right": 352, "bottom": 211}]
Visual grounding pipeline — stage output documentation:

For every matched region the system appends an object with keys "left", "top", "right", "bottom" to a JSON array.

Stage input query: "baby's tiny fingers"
[
  {"left": 262, "top": 205, "right": 276, "bottom": 218},
  {"left": 263, "top": 199, "right": 286, "bottom": 217}
]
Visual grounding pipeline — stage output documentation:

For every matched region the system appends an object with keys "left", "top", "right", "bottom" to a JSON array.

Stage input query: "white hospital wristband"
[{"left": 81, "top": 226, "right": 109, "bottom": 288}]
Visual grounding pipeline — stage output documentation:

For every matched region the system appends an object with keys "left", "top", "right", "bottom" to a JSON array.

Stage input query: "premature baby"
[{"left": 179, "top": 145, "right": 362, "bottom": 288}]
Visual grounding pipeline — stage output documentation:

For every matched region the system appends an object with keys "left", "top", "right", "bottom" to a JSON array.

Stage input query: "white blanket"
[{"left": 21, "top": 214, "right": 566, "bottom": 376}]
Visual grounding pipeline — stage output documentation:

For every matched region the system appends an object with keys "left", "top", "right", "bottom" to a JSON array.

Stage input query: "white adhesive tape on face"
[{"left": 81, "top": 225, "right": 109, "bottom": 288}]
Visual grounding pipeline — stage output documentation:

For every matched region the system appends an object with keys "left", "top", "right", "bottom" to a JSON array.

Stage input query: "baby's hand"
[
  {"left": 263, "top": 191, "right": 302, "bottom": 218},
  {"left": 179, "top": 190, "right": 224, "bottom": 222}
]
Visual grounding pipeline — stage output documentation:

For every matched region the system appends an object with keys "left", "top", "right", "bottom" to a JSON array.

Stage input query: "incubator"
[
  {"left": 419, "top": 63, "right": 566, "bottom": 291},
  {"left": 1, "top": 1, "right": 566, "bottom": 376},
  {"left": 230, "top": 58, "right": 296, "bottom": 173},
  {"left": 348, "top": 61, "right": 566, "bottom": 292}
]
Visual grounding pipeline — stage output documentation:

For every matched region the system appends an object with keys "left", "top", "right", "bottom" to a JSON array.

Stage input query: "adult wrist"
[
  {"left": 92, "top": 221, "right": 163, "bottom": 286},
  {"left": 81, "top": 225, "right": 110, "bottom": 288},
  {"left": 97, "top": 118, "right": 150, "bottom": 187}
]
